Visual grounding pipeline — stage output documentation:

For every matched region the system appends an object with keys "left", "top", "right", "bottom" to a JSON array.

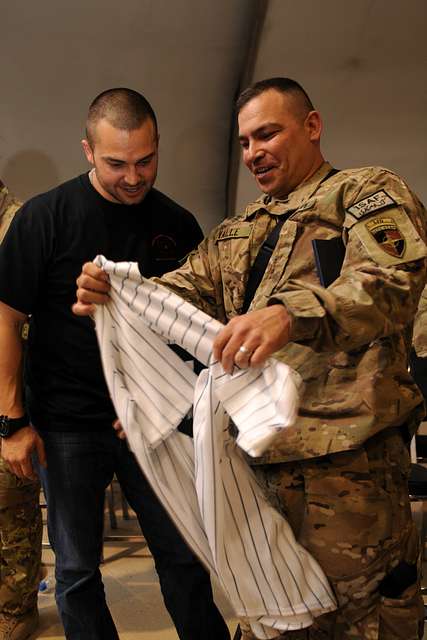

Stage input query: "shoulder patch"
[
  {"left": 215, "top": 224, "right": 251, "bottom": 242},
  {"left": 365, "top": 216, "right": 405, "bottom": 258},
  {"left": 347, "top": 190, "right": 397, "bottom": 219},
  {"left": 352, "top": 207, "right": 427, "bottom": 267}
]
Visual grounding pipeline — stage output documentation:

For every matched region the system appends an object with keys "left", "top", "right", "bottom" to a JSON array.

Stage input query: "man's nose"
[
  {"left": 124, "top": 166, "right": 140, "bottom": 185},
  {"left": 247, "top": 142, "right": 265, "bottom": 164}
]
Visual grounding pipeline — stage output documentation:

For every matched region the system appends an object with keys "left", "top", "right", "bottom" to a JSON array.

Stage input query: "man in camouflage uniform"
[
  {"left": 414, "top": 288, "right": 427, "bottom": 359},
  {"left": 0, "top": 181, "right": 41, "bottom": 640},
  {"left": 75, "top": 78, "right": 427, "bottom": 639},
  {"left": 411, "top": 287, "right": 427, "bottom": 401}
]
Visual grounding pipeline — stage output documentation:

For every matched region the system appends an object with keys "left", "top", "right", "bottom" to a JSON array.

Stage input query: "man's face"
[
  {"left": 82, "top": 118, "right": 159, "bottom": 205},
  {"left": 238, "top": 89, "right": 322, "bottom": 199}
]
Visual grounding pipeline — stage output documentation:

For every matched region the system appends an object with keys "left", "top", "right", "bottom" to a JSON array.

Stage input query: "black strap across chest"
[
  {"left": 241, "top": 168, "right": 339, "bottom": 314},
  {"left": 241, "top": 216, "right": 286, "bottom": 314}
]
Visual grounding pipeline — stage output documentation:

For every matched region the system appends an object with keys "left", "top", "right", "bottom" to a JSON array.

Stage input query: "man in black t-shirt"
[{"left": 0, "top": 89, "right": 230, "bottom": 640}]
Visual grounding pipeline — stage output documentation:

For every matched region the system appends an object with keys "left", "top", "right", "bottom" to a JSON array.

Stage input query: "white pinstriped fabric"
[{"left": 93, "top": 256, "right": 336, "bottom": 639}]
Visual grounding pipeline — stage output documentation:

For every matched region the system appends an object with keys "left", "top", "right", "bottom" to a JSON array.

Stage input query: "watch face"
[{"left": 0, "top": 415, "right": 10, "bottom": 437}]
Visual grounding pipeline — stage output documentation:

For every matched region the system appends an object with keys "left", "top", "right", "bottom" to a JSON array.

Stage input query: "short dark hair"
[
  {"left": 236, "top": 77, "right": 314, "bottom": 119},
  {"left": 86, "top": 87, "right": 158, "bottom": 146}
]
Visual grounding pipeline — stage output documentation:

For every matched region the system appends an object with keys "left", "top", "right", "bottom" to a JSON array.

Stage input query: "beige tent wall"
[
  {"left": 231, "top": 0, "right": 427, "bottom": 215},
  {"left": 0, "top": 0, "right": 257, "bottom": 233}
]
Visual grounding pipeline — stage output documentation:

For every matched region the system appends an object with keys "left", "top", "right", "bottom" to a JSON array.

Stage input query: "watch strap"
[{"left": 0, "top": 414, "right": 30, "bottom": 437}]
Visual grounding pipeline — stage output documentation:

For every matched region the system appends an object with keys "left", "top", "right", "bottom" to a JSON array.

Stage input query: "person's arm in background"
[
  {"left": 409, "top": 284, "right": 427, "bottom": 402},
  {"left": 412, "top": 285, "right": 427, "bottom": 359},
  {"left": 0, "top": 197, "right": 50, "bottom": 479},
  {"left": 0, "top": 301, "right": 46, "bottom": 479}
]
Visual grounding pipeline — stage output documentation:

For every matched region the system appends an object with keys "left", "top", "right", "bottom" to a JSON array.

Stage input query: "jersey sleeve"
[{"left": 269, "top": 170, "right": 427, "bottom": 353}]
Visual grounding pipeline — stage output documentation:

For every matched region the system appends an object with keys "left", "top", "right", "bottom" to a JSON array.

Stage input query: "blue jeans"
[{"left": 37, "top": 429, "right": 230, "bottom": 640}]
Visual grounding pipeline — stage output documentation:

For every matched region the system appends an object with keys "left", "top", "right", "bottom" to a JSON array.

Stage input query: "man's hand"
[
  {"left": 72, "top": 262, "right": 110, "bottom": 317},
  {"left": 1, "top": 425, "right": 47, "bottom": 480},
  {"left": 213, "top": 304, "right": 291, "bottom": 373},
  {"left": 112, "top": 418, "right": 126, "bottom": 440}
]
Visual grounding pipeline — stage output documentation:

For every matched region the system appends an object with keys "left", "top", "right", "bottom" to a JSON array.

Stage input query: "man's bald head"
[{"left": 86, "top": 88, "right": 158, "bottom": 148}]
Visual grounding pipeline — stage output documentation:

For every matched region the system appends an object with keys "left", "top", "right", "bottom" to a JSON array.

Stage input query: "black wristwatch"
[{"left": 0, "top": 414, "right": 29, "bottom": 438}]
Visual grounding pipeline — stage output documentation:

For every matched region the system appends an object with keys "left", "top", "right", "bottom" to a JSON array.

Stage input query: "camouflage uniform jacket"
[
  {"left": 159, "top": 162, "right": 427, "bottom": 463},
  {"left": 413, "top": 284, "right": 427, "bottom": 357},
  {"left": 0, "top": 180, "right": 21, "bottom": 243}
]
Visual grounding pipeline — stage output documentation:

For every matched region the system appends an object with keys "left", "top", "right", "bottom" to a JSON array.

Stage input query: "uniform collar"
[{"left": 244, "top": 161, "right": 333, "bottom": 219}]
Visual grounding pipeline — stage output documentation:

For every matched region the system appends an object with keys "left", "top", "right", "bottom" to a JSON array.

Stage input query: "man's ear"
[
  {"left": 81, "top": 139, "right": 94, "bottom": 164},
  {"left": 305, "top": 111, "right": 322, "bottom": 142}
]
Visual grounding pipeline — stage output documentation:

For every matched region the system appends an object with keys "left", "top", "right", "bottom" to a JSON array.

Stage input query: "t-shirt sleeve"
[
  {"left": 0, "top": 199, "right": 54, "bottom": 314},
  {"left": 179, "top": 211, "right": 204, "bottom": 259}
]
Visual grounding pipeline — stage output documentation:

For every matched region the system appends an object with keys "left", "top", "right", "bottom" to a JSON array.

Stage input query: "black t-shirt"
[{"left": 0, "top": 173, "right": 203, "bottom": 431}]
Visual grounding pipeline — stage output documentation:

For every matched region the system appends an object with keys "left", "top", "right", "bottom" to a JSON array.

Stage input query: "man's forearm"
[
  {"left": 0, "top": 303, "right": 45, "bottom": 480},
  {"left": 0, "top": 305, "right": 26, "bottom": 416}
]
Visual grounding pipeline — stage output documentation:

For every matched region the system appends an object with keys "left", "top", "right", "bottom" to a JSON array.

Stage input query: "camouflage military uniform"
[
  {"left": 413, "top": 285, "right": 427, "bottom": 357},
  {"left": 0, "top": 181, "right": 42, "bottom": 620},
  {"left": 409, "top": 282, "right": 427, "bottom": 409},
  {"left": 158, "top": 163, "right": 427, "bottom": 639},
  {"left": 0, "top": 184, "right": 20, "bottom": 244}
]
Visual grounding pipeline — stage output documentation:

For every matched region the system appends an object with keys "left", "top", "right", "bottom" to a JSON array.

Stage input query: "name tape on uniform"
[{"left": 215, "top": 225, "right": 251, "bottom": 242}]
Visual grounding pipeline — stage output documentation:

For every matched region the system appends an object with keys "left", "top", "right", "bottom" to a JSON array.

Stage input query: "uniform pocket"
[
  {"left": 298, "top": 446, "right": 396, "bottom": 597},
  {"left": 379, "top": 578, "right": 424, "bottom": 639}
]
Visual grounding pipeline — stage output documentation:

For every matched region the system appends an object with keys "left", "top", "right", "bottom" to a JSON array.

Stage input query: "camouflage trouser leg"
[
  {"left": 241, "top": 428, "right": 424, "bottom": 640},
  {"left": 0, "top": 455, "right": 42, "bottom": 616}
]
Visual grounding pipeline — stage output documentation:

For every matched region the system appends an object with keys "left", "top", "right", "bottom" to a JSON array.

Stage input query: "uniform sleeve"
[
  {"left": 413, "top": 285, "right": 427, "bottom": 357},
  {"left": 155, "top": 233, "right": 228, "bottom": 324},
  {"left": 0, "top": 199, "right": 54, "bottom": 314},
  {"left": 269, "top": 170, "right": 427, "bottom": 353},
  {"left": 0, "top": 194, "right": 21, "bottom": 244}
]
